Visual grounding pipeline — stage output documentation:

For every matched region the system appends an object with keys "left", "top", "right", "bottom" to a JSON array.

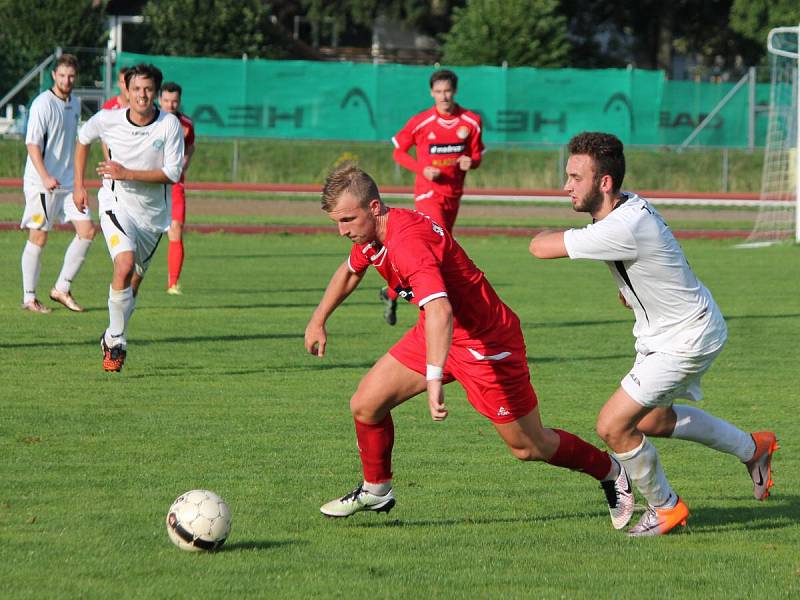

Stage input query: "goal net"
[{"left": 742, "top": 26, "right": 800, "bottom": 246}]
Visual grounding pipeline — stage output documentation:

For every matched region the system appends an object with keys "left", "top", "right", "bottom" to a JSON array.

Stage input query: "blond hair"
[{"left": 321, "top": 163, "right": 380, "bottom": 212}]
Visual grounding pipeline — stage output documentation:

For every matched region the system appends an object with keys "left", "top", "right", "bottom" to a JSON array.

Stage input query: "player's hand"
[
  {"left": 427, "top": 380, "right": 448, "bottom": 421},
  {"left": 618, "top": 291, "right": 632, "bottom": 309},
  {"left": 423, "top": 166, "right": 441, "bottom": 181},
  {"left": 43, "top": 175, "right": 59, "bottom": 192},
  {"left": 304, "top": 320, "right": 327, "bottom": 357},
  {"left": 73, "top": 187, "right": 89, "bottom": 213},
  {"left": 457, "top": 155, "right": 472, "bottom": 171},
  {"left": 96, "top": 160, "right": 128, "bottom": 180}
]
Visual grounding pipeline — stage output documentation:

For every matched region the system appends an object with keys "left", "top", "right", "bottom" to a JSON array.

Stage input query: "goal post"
[{"left": 742, "top": 25, "right": 800, "bottom": 246}]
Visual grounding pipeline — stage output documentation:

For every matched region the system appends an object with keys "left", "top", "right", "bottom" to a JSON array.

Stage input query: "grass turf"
[{"left": 0, "top": 230, "right": 798, "bottom": 599}]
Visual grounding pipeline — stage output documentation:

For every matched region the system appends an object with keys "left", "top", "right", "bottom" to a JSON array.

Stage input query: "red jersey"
[
  {"left": 348, "top": 208, "right": 519, "bottom": 344},
  {"left": 175, "top": 112, "right": 195, "bottom": 183},
  {"left": 392, "top": 105, "right": 484, "bottom": 200},
  {"left": 102, "top": 96, "right": 125, "bottom": 110}
]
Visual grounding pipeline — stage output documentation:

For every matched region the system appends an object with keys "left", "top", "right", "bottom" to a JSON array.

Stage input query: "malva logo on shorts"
[{"left": 110, "top": 234, "right": 120, "bottom": 248}]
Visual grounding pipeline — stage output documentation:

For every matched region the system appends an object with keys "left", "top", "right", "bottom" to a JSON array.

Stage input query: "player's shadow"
[
  {"left": 527, "top": 353, "right": 630, "bottom": 364},
  {"left": 676, "top": 494, "right": 800, "bottom": 534},
  {"left": 351, "top": 510, "right": 602, "bottom": 530},
  {"left": 219, "top": 539, "right": 304, "bottom": 552}
]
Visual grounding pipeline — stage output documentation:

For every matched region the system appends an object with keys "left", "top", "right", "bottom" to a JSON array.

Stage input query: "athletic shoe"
[
  {"left": 20, "top": 298, "right": 51, "bottom": 314},
  {"left": 166, "top": 283, "right": 182, "bottom": 296},
  {"left": 600, "top": 459, "right": 635, "bottom": 529},
  {"left": 627, "top": 497, "right": 689, "bottom": 537},
  {"left": 100, "top": 334, "right": 126, "bottom": 372},
  {"left": 745, "top": 431, "right": 779, "bottom": 500},
  {"left": 49, "top": 288, "right": 84, "bottom": 312},
  {"left": 379, "top": 287, "right": 397, "bottom": 326},
  {"left": 320, "top": 483, "right": 396, "bottom": 518}
]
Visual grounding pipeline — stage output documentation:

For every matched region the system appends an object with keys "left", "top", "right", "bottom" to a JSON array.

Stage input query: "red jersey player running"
[
  {"left": 159, "top": 81, "right": 196, "bottom": 295},
  {"left": 304, "top": 164, "right": 634, "bottom": 529},
  {"left": 102, "top": 67, "right": 129, "bottom": 110},
  {"left": 379, "top": 69, "right": 484, "bottom": 326}
]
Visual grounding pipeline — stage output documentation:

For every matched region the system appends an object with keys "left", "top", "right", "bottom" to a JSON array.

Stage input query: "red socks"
[
  {"left": 547, "top": 429, "right": 611, "bottom": 481},
  {"left": 354, "top": 414, "right": 394, "bottom": 483},
  {"left": 167, "top": 240, "right": 184, "bottom": 287}
]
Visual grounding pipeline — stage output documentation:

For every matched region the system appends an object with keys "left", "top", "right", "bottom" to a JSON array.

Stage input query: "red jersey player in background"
[
  {"left": 159, "top": 81, "right": 195, "bottom": 295},
  {"left": 102, "top": 67, "right": 129, "bottom": 110},
  {"left": 304, "top": 164, "right": 634, "bottom": 529},
  {"left": 380, "top": 69, "right": 484, "bottom": 326}
]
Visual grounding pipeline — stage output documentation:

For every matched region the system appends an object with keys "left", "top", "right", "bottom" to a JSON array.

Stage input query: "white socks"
[
  {"left": 671, "top": 405, "right": 756, "bottom": 462},
  {"left": 55, "top": 236, "right": 92, "bottom": 293},
  {"left": 363, "top": 480, "right": 392, "bottom": 496},
  {"left": 615, "top": 436, "right": 675, "bottom": 508},
  {"left": 106, "top": 286, "right": 135, "bottom": 348},
  {"left": 21, "top": 240, "right": 43, "bottom": 303}
]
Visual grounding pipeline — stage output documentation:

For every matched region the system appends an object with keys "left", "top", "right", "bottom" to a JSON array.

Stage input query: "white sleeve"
[
  {"left": 161, "top": 116, "right": 184, "bottom": 183},
  {"left": 563, "top": 215, "right": 638, "bottom": 261},
  {"left": 24, "top": 98, "right": 47, "bottom": 147},
  {"left": 77, "top": 112, "right": 104, "bottom": 145}
]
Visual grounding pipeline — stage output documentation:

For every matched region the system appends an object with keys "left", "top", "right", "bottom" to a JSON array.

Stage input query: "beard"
[{"left": 574, "top": 181, "right": 604, "bottom": 214}]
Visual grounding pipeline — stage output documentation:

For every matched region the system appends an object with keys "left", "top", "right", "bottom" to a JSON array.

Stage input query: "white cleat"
[
  {"left": 320, "top": 484, "right": 396, "bottom": 518},
  {"left": 49, "top": 288, "right": 84, "bottom": 312},
  {"left": 601, "top": 459, "right": 635, "bottom": 530},
  {"left": 21, "top": 298, "right": 52, "bottom": 314}
]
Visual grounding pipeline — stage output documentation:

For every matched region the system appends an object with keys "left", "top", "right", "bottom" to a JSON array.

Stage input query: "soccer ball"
[{"left": 166, "top": 489, "right": 232, "bottom": 552}]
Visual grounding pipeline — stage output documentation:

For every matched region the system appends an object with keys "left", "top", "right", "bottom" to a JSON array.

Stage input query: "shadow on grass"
[
  {"left": 350, "top": 510, "right": 602, "bottom": 529},
  {"left": 219, "top": 539, "right": 304, "bottom": 552},
  {"left": 521, "top": 313, "right": 800, "bottom": 331},
  {"left": 683, "top": 494, "right": 800, "bottom": 534},
  {"left": 527, "top": 353, "right": 630, "bottom": 364}
]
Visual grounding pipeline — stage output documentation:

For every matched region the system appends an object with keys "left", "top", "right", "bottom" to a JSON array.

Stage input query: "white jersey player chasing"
[
  {"left": 20, "top": 53, "right": 96, "bottom": 313},
  {"left": 530, "top": 131, "right": 778, "bottom": 537},
  {"left": 74, "top": 63, "right": 184, "bottom": 372}
]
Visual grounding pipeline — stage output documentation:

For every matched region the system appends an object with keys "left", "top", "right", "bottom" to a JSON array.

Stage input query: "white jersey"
[
  {"left": 24, "top": 89, "right": 80, "bottom": 191},
  {"left": 563, "top": 192, "right": 727, "bottom": 357},
  {"left": 78, "top": 108, "right": 184, "bottom": 231}
]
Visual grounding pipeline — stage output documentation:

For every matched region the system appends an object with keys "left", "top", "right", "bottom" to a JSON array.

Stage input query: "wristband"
[{"left": 426, "top": 364, "right": 443, "bottom": 381}]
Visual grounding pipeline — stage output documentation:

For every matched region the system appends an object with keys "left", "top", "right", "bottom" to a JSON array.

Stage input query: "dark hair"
[
  {"left": 567, "top": 132, "right": 626, "bottom": 192},
  {"left": 124, "top": 63, "right": 163, "bottom": 92},
  {"left": 118, "top": 66, "right": 130, "bottom": 76},
  {"left": 54, "top": 53, "right": 79, "bottom": 72},
  {"left": 161, "top": 81, "right": 182, "bottom": 96},
  {"left": 321, "top": 163, "right": 380, "bottom": 212},
  {"left": 429, "top": 69, "right": 458, "bottom": 91}
]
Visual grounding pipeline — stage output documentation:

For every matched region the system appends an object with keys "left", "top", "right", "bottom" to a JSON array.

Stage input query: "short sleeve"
[
  {"left": 391, "top": 116, "right": 416, "bottom": 152},
  {"left": 391, "top": 234, "right": 447, "bottom": 307},
  {"left": 77, "top": 112, "right": 104, "bottom": 145},
  {"left": 564, "top": 215, "right": 638, "bottom": 261},
  {"left": 25, "top": 98, "right": 48, "bottom": 146}
]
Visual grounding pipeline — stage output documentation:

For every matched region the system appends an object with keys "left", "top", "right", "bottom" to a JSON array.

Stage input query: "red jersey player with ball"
[{"left": 305, "top": 164, "right": 634, "bottom": 528}]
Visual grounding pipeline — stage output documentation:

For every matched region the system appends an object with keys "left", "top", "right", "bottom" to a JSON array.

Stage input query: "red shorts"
[
  {"left": 171, "top": 182, "right": 186, "bottom": 223},
  {"left": 414, "top": 192, "right": 461, "bottom": 233},
  {"left": 389, "top": 321, "right": 538, "bottom": 424}
]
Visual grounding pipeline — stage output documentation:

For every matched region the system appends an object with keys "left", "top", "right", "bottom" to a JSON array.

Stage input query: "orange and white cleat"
[
  {"left": 100, "top": 335, "right": 126, "bottom": 372},
  {"left": 627, "top": 497, "right": 690, "bottom": 537},
  {"left": 746, "top": 432, "right": 779, "bottom": 500}
]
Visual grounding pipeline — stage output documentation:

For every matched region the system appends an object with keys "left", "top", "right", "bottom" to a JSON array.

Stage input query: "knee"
[
  {"left": 595, "top": 415, "right": 619, "bottom": 447},
  {"left": 507, "top": 443, "right": 548, "bottom": 462},
  {"left": 349, "top": 392, "right": 384, "bottom": 424},
  {"left": 83, "top": 224, "right": 98, "bottom": 241}
]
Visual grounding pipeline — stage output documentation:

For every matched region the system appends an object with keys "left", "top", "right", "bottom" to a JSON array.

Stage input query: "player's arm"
[
  {"left": 183, "top": 142, "right": 196, "bottom": 175},
  {"left": 529, "top": 230, "right": 568, "bottom": 259},
  {"left": 304, "top": 261, "right": 365, "bottom": 358},
  {"left": 458, "top": 116, "right": 485, "bottom": 172},
  {"left": 422, "top": 296, "right": 453, "bottom": 421},
  {"left": 73, "top": 141, "right": 91, "bottom": 212},
  {"left": 26, "top": 143, "right": 58, "bottom": 191}
]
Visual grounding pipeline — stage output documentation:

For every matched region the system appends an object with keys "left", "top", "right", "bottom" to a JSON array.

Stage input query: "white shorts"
[
  {"left": 100, "top": 207, "right": 163, "bottom": 276},
  {"left": 20, "top": 188, "right": 92, "bottom": 231},
  {"left": 621, "top": 346, "right": 724, "bottom": 408}
]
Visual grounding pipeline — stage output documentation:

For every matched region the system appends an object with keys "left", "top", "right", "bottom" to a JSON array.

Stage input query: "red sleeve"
[
  {"left": 466, "top": 113, "right": 484, "bottom": 169},
  {"left": 185, "top": 120, "right": 195, "bottom": 148},
  {"left": 347, "top": 244, "right": 370, "bottom": 274},
  {"left": 391, "top": 116, "right": 426, "bottom": 176},
  {"left": 391, "top": 230, "right": 447, "bottom": 307}
]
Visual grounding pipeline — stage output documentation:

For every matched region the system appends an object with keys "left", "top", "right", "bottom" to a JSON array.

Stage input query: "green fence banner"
[{"left": 118, "top": 52, "right": 769, "bottom": 147}]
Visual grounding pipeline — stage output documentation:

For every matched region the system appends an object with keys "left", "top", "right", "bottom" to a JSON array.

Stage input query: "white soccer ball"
[{"left": 166, "top": 489, "right": 232, "bottom": 552}]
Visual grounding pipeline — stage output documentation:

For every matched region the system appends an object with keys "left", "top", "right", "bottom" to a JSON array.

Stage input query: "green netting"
[{"left": 118, "top": 52, "right": 769, "bottom": 147}]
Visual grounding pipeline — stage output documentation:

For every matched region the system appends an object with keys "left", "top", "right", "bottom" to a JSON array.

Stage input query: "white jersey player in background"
[
  {"left": 530, "top": 131, "right": 778, "bottom": 537},
  {"left": 20, "top": 53, "right": 96, "bottom": 313},
  {"left": 74, "top": 63, "right": 184, "bottom": 372}
]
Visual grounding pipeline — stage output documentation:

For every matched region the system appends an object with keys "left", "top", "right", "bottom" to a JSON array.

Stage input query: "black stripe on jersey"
[
  {"left": 105, "top": 210, "right": 127, "bottom": 236},
  {"left": 39, "top": 193, "right": 48, "bottom": 222},
  {"left": 108, "top": 148, "right": 115, "bottom": 191},
  {"left": 42, "top": 131, "right": 48, "bottom": 159},
  {"left": 141, "top": 234, "right": 163, "bottom": 265},
  {"left": 614, "top": 261, "right": 649, "bottom": 324}
]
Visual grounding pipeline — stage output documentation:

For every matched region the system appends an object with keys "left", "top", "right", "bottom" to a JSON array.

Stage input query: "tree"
[
  {"left": 0, "top": 0, "right": 106, "bottom": 104},
  {"left": 440, "top": 0, "right": 570, "bottom": 67},
  {"left": 142, "top": 0, "right": 301, "bottom": 59},
  {"left": 730, "top": 0, "right": 800, "bottom": 50}
]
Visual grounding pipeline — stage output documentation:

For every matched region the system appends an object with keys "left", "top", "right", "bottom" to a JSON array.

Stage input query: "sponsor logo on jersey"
[
  {"left": 393, "top": 285, "right": 414, "bottom": 301},
  {"left": 456, "top": 125, "right": 469, "bottom": 139},
  {"left": 152, "top": 139, "right": 164, "bottom": 150},
  {"left": 429, "top": 143, "right": 466, "bottom": 155}
]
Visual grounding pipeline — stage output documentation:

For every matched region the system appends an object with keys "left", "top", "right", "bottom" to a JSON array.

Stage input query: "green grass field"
[
  {"left": 1, "top": 229, "right": 798, "bottom": 599},
  {"left": 0, "top": 137, "right": 765, "bottom": 193}
]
